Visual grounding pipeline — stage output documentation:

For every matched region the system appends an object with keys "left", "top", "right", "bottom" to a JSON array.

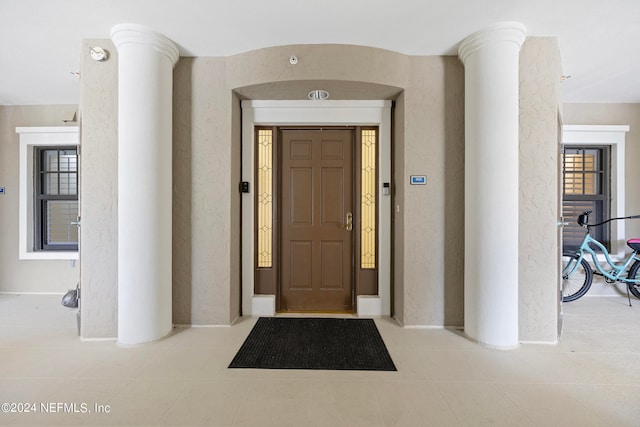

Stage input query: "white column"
[
  {"left": 111, "top": 24, "right": 179, "bottom": 344},
  {"left": 458, "top": 22, "right": 526, "bottom": 349}
]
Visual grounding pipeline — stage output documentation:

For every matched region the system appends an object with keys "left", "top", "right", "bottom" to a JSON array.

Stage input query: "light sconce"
[{"left": 90, "top": 47, "right": 109, "bottom": 62}]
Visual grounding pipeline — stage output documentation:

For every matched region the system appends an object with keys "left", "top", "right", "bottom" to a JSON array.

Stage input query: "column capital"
[
  {"left": 111, "top": 23, "right": 179, "bottom": 66},
  {"left": 458, "top": 22, "right": 527, "bottom": 65}
]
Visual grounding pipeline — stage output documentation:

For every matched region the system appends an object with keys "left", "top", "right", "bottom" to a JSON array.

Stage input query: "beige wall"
[
  {"left": 563, "top": 103, "right": 640, "bottom": 241},
  {"left": 172, "top": 57, "right": 236, "bottom": 325},
  {"left": 518, "top": 38, "right": 563, "bottom": 342},
  {"left": 0, "top": 105, "right": 79, "bottom": 293},
  {"left": 71, "top": 38, "right": 561, "bottom": 339},
  {"left": 171, "top": 45, "right": 466, "bottom": 326},
  {"left": 78, "top": 39, "right": 119, "bottom": 338},
  {"left": 399, "top": 56, "right": 465, "bottom": 326}
]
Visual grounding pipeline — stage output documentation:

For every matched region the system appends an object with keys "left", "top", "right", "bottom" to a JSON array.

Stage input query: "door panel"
[
  {"left": 321, "top": 168, "right": 344, "bottom": 224},
  {"left": 321, "top": 139, "right": 345, "bottom": 160},
  {"left": 280, "top": 129, "right": 354, "bottom": 311},
  {"left": 290, "top": 168, "right": 313, "bottom": 225},
  {"left": 289, "top": 240, "right": 312, "bottom": 290},
  {"left": 321, "top": 241, "right": 344, "bottom": 290},
  {"left": 290, "top": 139, "right": 312, "bottom": 160}
]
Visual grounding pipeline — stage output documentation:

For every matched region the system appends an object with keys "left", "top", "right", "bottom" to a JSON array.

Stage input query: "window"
[
  {"left": 562, "top": 146, "right": 610, "bottom": 250},
  {"left": 360, "top": 128, "right": 377, "bottom": 269},
  {"left": 256, "top": 128, "right": 273, "bottom": 268},
  {"left": 34, "top": 147, "right": 79, "bottom": 251},
  {"left": 562, "top": 125, "right": 629, "bottom": 259},
  {"left": 16, "top": 126, "right": 79, "bottom": 260}
]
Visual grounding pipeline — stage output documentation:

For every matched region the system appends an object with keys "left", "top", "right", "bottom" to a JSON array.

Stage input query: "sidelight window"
[
  {"left": 256, "top": 128, "right": 273, "bottom": 268},
  {"left": 360, "top": 129, "right": 377, "bottom": 269}
]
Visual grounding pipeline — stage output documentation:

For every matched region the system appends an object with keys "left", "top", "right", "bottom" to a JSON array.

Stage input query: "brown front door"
[{"left": 280, "top": 129, "right": 354, "bottom": 311}]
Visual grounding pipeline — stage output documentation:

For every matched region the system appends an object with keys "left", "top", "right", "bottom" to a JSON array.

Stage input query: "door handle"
[{"left": 345, "top": 212, "right": 353, "bottom": 231}]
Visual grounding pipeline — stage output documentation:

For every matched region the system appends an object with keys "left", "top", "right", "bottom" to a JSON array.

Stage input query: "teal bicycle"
[{"left": 562, "top": 211, "right": 640, "bottom": 303}]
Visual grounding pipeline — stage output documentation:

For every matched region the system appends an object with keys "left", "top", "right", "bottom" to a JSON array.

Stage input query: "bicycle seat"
[{"left": 627, "top": 238, "right": 640, "bottom": 252}]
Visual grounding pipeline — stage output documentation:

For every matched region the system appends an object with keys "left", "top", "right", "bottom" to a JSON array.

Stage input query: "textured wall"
[
  {"left": 518, "top": 38, "right": 562, "bottom": 342},
  {"left": 170, "top": 45, "right": 466, "bottom": 326},
  {"left": 225, "top": 44, "right": 408, "bottom": 91},
  {"left": 400, "top": 57, "right": 465, "bottom": 326},
  {"left": 79, "top": 39, "right": 119, "bottom": 338},
  {"left": 0, "top": 105, "right": 79, "bottom": 293},
  {"left": 74, "top": 39, "right": 565, "bottom": 335},
  {"left": 0, "top": 34, "right": 570, "bottom": 338},
  {"left": 173, "top": 57, "right": 235, "bottom": 325}
]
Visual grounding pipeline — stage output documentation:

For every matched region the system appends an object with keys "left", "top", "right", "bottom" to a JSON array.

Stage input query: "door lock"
[{"left": 345, "top": 212, "right": 353, "bottom": 231}]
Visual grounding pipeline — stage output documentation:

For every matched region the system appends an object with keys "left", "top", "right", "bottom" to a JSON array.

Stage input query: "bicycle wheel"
[
  {"left": 626, "top": 260, "right": 640, "bottom": 299},
  {"left": 562, "top": 251, "right": 593, "bottom": 302}
]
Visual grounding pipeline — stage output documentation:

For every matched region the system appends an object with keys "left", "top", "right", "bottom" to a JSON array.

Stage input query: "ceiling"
[{"left": 1, "top": 0, "right": 639, "bottom": 105}]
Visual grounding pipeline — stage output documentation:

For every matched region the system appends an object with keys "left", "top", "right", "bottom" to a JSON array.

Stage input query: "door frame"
[{"left": 241, "top": 100, "right": 392, "bottom": 316}]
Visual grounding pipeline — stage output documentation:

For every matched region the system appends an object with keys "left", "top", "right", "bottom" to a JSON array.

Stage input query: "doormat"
[{"left": 228, "top": 317, "right": 397, "bottom": 371}]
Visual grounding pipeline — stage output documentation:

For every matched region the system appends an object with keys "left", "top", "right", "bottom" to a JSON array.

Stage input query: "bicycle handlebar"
[{"left": 578, "top": 211, "right": 640, "bottom": 228}]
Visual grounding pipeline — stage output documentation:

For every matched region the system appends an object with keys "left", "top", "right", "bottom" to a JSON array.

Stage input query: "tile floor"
[{"left": 0, "top": 293, "right": 639, "bottom": 426}]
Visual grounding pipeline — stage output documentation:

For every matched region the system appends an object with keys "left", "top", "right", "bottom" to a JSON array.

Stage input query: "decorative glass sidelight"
[
  {"left": 257, "top": 129, "right": 273, "bottom": 268},
  {"left": 361, "top": 129, "right": 377, "bottom": 269}
]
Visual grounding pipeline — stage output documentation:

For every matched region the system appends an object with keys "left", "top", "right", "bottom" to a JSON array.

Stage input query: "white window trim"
[
  {"left": 562, "top": 125, "right": 629, "bottom": 260},
  {"left": 16, "top": 126, "right": 79, "bottom": 260},
  {"left": 241, "top": 100, "right": 392, "bottom": 317}
]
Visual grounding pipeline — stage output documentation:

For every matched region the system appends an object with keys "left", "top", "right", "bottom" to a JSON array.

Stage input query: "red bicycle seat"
[{"left": 627, "top": 238, "right": 640, "bottom": 252}]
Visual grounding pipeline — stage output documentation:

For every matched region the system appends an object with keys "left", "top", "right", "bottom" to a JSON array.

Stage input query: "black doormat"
[{"left": 228, "top": 317, "right": 397, "bottom": 371}]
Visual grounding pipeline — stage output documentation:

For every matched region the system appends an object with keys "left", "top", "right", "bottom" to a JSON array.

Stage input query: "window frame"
[
  {"left": 16, "top": 127, "right": 79, "bottom": 260},
  {"left": 562, "top": 125, "right": 629, "bottom": 260}
]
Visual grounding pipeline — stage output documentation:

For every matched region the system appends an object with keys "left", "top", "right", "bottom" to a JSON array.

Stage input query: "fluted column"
[
  {"left": 458, "top": 22, "right": 526, "bottom": 348},
  {"left": 111, "top": 24, "right": 179, "bottom": 344}
]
